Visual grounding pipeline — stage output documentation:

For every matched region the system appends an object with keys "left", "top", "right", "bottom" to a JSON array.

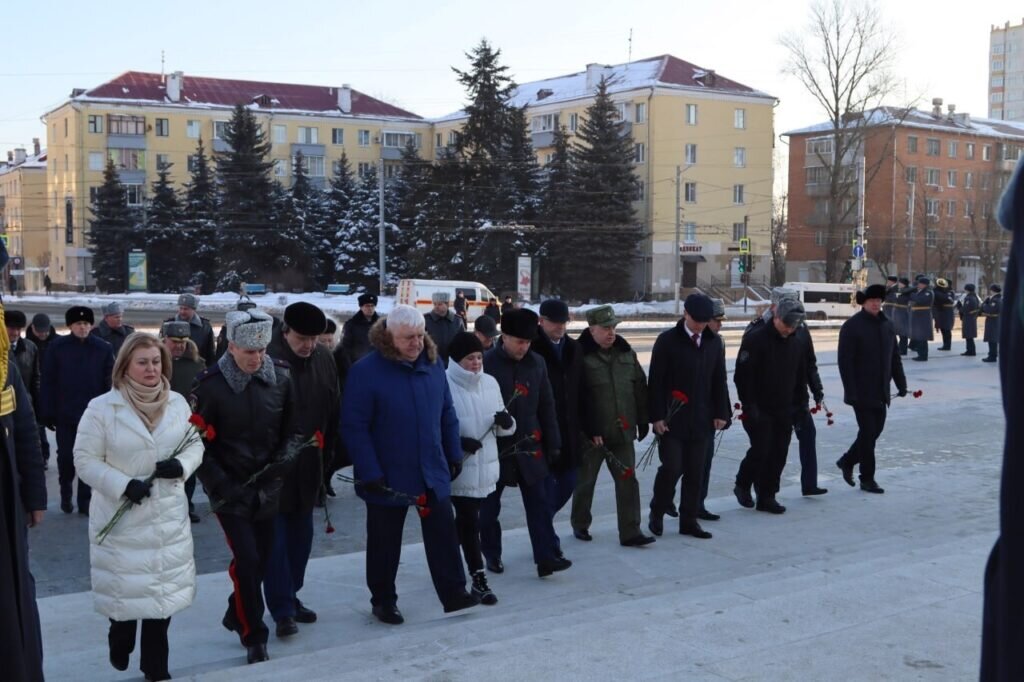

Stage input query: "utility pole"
[
  {"left": 378, "top": 159, "right": 386, "bottom": 294},
  {"left": 743, "top": 214, "right": 749, "bottom": 314},
  {"left": 906, "top": 181, "right": 915, "bottom": 276},
  {"left": 674, "top": 164, "right": 681, "bottom": 315}
]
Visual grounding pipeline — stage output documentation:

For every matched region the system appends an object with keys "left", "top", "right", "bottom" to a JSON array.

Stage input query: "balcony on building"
[
  {"left": 107, "top": 114, "right": 147, "bottom": 149},
  {"left": 379, "top": 131, "right": 421, "bottom": 161},
  {"left": 999, "top": 158, "right": 1018, "bottom": 173}
]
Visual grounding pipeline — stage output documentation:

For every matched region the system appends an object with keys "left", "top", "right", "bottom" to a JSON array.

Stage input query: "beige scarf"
[{"left": 119, "top": 375, "right": 171, "bottom": 433}]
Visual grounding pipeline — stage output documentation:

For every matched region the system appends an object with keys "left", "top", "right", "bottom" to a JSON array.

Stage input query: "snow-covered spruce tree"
[
  {"left": 143, "top": 163, "right": 186, "bottom": 292},
  {"left": 407, "top": 149, "right": 476, "bottom": 281},
  {"left": 215, "top": 104, "right": 276, "bottom": 291},
  {"left": 88, "top": 158, "right": 137, "bottom": 292},
  {"left": 181, "top": 137, "right": 219, "bottom": 291},
  {"left": 453, "top": 38, "right": 516, "bottom": 161},
  {"left": 325, "top": 152, "right": 356, "bottom": 284},
  {"left": 276, "top": 150, "right": 319, "bottom": 289},
  {"left": 537, "top": 124, "right": 575, "bottom": 294},
  {"left": 334, "top": 166, "right": 398, "bottom": 293}
]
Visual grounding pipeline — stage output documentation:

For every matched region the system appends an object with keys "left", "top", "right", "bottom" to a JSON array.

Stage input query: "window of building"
[
  {"left": 107, "top": 115, "right": 145, "bottom": 135},
  {"left": 89, "top": 187, "right": 99, "bottom": 205},
  {"left": 211, "top": 121, "right": 231, "bottom": 141},
  {"left": 382, "top": 131, "right": 420, "bottom": 148},
  {"left": 733, "top": 184, "right": 745, "bottom": 205},
  {"left": 683, "top": 221, "right": 697, "bottom": 243},
  {"left": 155, "top": 118, "right": 169, "bottom": 137},
  {"left": 947, "top": 170, "right": 957, "bottom": 187},
  {"left": 65, "top": 200, "right": 74, "bottom": 244},
  {"left": 947, "top": 141, "right": 958, "bottom": 158},
  {"left": 88, "top": 115, "right": 104, "bottom": 134},
  {"left": 925, "top": 198, "right": 939, "bottom": 217},
  {"left": 359, "top": 130, "right": 371, "bottom": 146},
  {"left": 297, "top": 126, "right": 318, "bottom": 144},
  {"left": 108, "top": 148, "right": 145, "bottom": 170},
  {"left": 926, "top": 229, "right": 938, "bottom": 248},
  {"left": 732, "top": 222, "right": 747, "bottom": 241},
  {"left": 435, "top": 133, "right": 442, "bottom": 148},
  {"left": 946, "top": 231, "right": 956, "bottom": 248},
  {"left": 125, "top": 184, "right": 144, "bottom": 206},
  {"left": 383, "top": 163, "right": 400, "bottom": 180},
  {"left": 634, "top": 180, "right": 645, "bottom": 201},
  {"left": 186, "top": 120, "right": 201, "bottom": 139},
  {"left": 294, "top": 154, "right": 325, "bottom": 177},
  {"left": 905, "top": 166, "right": 917, "bottom": 183},
  {"left": 329, "top": 128, "right": 344, "bottom": 145},
  {"left": 634, "top": 143, "right": 646, "bottom": 164},
  {"left": 357, "top": 161, "right": 372, "bottom": 177},
  {"left": 187, "top": 155, "right": 199, "bottom": 173},
  {"left": 88, "top": 152, "right": 105, "bottom": 171},
  {"left": 806, "top": 166, "right": 828, "bottom": 184},
  {"left": 685, "top": 103, "right": 697, "bottom": 125},
  {"left": 64, "top": 118, "right": 68, "bottom": 137},
  {"left": 685, "top": 143, "right": 697, "bottom": 165},
  {"left": 983, "top": 145, "right": 992, "bottom": 161},
  {"left": 926, "top": 138, "right": 940, "bottom": 156},
  {"left": 569, "top": 113, "right": 578, "bottom": 132},
  {"left": 684, "top": 182, "right": 697, "bottom": 203},
  {"left": 734, "top": 108, "right": 746, "bottom": 129},
  {"left": 613, "top": 102, "right": 630, "bottom": 121},
  {"left": 156, "top": 153, "right": 170, "bottom": 170},
  {"left": 635, "top": 103, "right": 646, "bottom": 124},
  {"left": 447, "top": 131, "right": 459, "bottom": 146},
  {"left": 993, "top": 60, "right": 1005, "bottom": 71},
  {"left": 981, "top": 173, "right": 992, "bottom": 190},
  {"left": 965, "top": 200, "right": 974, "bottom": 217},
  {"left": 734, "top": 147, "right": 746, "bottom": 168},
  {"left": 947, "top": 199, "right": 957, "bottom": 216},
  {"left": 994, "top": 44, "right": 1005, "bottom": 55},
  {"left": 807, "top": 137, "right": 833, "bottom": 158},
  {"left": 531, "top": 114, "right": 559, "bottom": 133},
  {"left": 966, "top": 142, "right": 975, "bottom": 159},
  {"left": 907, "top": 136, "right": 918, "bottom": 153},
  {"left": 964, "top": 171, "right": 974, "bottom": 189},
  {"left": 925, "top": 168, "right": 940, "bottom": 186},
  {"left": 273, "top": 159, "right": 286, "bottom": 177},
  {"left": 815, "top": 230, "right": 825, "bottom": 247},
  {"left": 982, "top": 202, "right": 991, "bottom": 218},
  {"left": 272, "top": 125, "right": 286, "bottom": 144},
  {"left": 993, "top": 75, "right": 1005, "bottom": 87}
]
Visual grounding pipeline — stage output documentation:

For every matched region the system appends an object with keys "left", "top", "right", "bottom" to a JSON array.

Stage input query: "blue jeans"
[
  {"left": 263, "top": 510, "right": 314, "bottom": 621},
  {"left": 792, "top": 409, "right": 818, "bottom": 492}
]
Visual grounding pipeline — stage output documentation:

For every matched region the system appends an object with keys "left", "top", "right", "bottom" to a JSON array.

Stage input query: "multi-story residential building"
[
  {"left": 41, "top": 71, "right": 431, "bottom": 288},
  {"left": 0, "top": 140, "right": 48, "bottom": 290},
  {"left": 990, "top": 20, "right": 1024, "bottom": 121},
  {"left": 434, "top": 55, "right": 777, "bottom": 296},
  {"left": 784, "top": 100, "right": 1021, "bottom": 288}
]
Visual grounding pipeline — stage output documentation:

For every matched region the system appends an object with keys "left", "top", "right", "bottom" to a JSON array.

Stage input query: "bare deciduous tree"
[{"left": 771, "top": 193, "right": 789, "bottom": 286}]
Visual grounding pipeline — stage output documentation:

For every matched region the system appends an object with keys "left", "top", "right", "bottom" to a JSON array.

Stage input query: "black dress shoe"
[
  {"left": 961, "top": 352, "right": 976, "bottom": 356},
  {"left": 802, "top": 487, "right": 828, "bottom": 496},
  {"left": 647, "top": 511, "right": 663, "bottom": 536},
  {"left": 620, "top": 534, "right": 656, "bottom": 547},
  {"left": 983, "top": 357, "right": 998, "bottom": 363},
  {"left": 325, "top": 482, "right": 337, "bottom": 497},
  {"left": 938, "top": 346, "right": 951, "bottom": 351},
  {"left": 442, "top": 590, "right": 480, "bottom": 613},
  {"left": 697, "top": 509, "right": 721, "bottom": 521},
  {"left": 144, "top": 672, "right": 171, "bottom": 681},
  {"left": 78, "top": 507, "right": 89, "bottom": 517},
  {"left": 755, "top": 498, "right": 786, "bottom": 514},
  {"left": 246, "top": 643, "right": 269, "bottom": 664},
  {"left": 836, "top": 459, "right": 855, "bottom": 487},
  {"left": 294, "top": 600, "right": 317, "bottom": 623},
  {"left": 911, "top": 356, "right": 927, "bottom": 361},
  {"left": 275, "top": 617, "right": 298, "bottom": 638},
  {"left": 734, "top": 484, "right": 755, "bottom": 508},
  {"left": 372, "top": 603, "right": 404, "bottom": 625},
  {"left": 665, "top": 502, "right": 679, "bottom": 518},
  {"left": 485, "top": 557, "right": 504, "bottom": 574},
  {"left": 189, "top": 511, "right": 200, "bottom": 523},
  {"left": 573, "top": 528, "right": 593, "bottom": 541},
  {"left": 60, "top": 500, "right": 73, "bottom": 514},
  {"left": 679, "top": 523, "right": 712, "bottom": 539},
  {"left": 537, "top": 556, "right": 572, "bottom": 577},
  {"left": 860, "top": 480, "right": 885, "bottom": 494}
]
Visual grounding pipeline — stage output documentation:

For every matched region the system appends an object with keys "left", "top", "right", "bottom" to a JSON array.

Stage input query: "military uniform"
[
  {"left": 908, "top": 282, "right": 935, "bottom": 361},
  {"left": 932, "top": 280, "right": 956, "bottom": 351},
  {"left": 958, "top": 286, "right": 981, "bottom": 356},
  {"left": 981, "top": 287, "right": 1003, "bottom": 362},
  {"left": 895, "top": 280, "right": 913, "bottom": 354}
]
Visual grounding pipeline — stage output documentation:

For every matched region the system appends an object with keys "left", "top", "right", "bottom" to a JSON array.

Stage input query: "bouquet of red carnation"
[
  {"left": 809, "top": 401, "right": 836, "bottom": 426},
  {"left": 498, "top": 428, "right": 543, "bottom": 460},
  {"left": 96, "top": 413, "right": 215, "bottom": 545},
  {"left": 335, "top": 473, "right": 431, "bottom": 517},
  {"left": 592, "top": 442, "right": 635, "bottom": 481},
  {"left": 637, "top": 390, "right": 688, "bottom": 470}
]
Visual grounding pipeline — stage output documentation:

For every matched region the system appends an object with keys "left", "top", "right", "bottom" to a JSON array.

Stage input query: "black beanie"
[
  {"left": 65, "top": 306, "right": 94, "bottom": 326},
  {"left": 500, "top": 309, "right": 539, "bottom": 340},
  {"left": 5, "top": 310, "right": 26, "bottom": 328},
  {"left": 283, "top": 302, "right": 327, "bottom": 336},
  {"left": 448, "top": 331, "right": 484, "bottom": 363}
]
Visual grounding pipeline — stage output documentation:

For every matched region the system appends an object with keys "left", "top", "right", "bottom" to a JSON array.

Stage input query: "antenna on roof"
[
  {"left": 160, "top": 49, "right": 165, "bottom": 83},
  {"left": 627, "top": 28, "right": 633, "bottom": 69}
]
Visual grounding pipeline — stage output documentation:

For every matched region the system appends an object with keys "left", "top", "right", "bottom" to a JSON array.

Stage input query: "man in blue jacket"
[
  {"left": 39, "top": 306, "right": 114, "bottom": 515},
  {"left": 342, "top": 305, "right": 477, "bottom": 625}
]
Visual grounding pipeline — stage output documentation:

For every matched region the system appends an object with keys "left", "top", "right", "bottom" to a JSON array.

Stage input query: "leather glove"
[
  {"left": 898, "top": 387, "right": 908, "bottom": 397},
  {"left": 547, "top": 448, "right": 561, "bottom": 466},
  {"left": 637, "top": 423, "right": 650, "bottom": 441},
  {"left": 124, "top": 479, "right": 152, "bottom": 505},
  {"left": 813, "top": 392, "right": 825, "bottom": 405},
  {"left": 460, "top": 436, "right": 483, "bottom": 454},
  {"left": 449, "top": 460, "right": 463, "bottom": 481},
  {"left": 493, "top": 410, "right": 514, "bottom": 429},
  {"left": 361, "top": 477, "right": 387, "bottom": 496},
  {"left": 153, "top": 458, "right": 184, "bottom": 479}
]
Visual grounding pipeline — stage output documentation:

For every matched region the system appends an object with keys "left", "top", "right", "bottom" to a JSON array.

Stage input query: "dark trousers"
[
  {"left": 185, "top": 475, "right": 197, "bottom": 512},
  {"left": 452, "top": 496, "right": 484, "bottom": 573},
  {"left": 838, "top": 405, "right": 887, "bottom": 482},
  {"left": 37, "top": 425, "right": 49, "bottom": 462},
  {"left": 987, "top": 341, "right": 999, "bottom": 360},
  {"left": 263, "top": 509, "right": 314, "bottom": 622},
  {"left": 56, "top": 423, "right": 90, "bottom": 509},
  {"left": 108, "top": 617, "right": 171, "bottom": 679},
  {"left": 793, "top": 409, "right": 818, "bottom": 492},
  {"left": 939, "top": 329, "right": 952, "bottom": 349},
  {"left": 966, "top": 338, "right": 977, "bottom": 355},
  {"left": 546, "top": 468, "right": 577, "bottom": 553},
  {"left": 365, "top": 490, "right": 466, "bottom": 607},
  {"left": 694, "top": 433, "right": 715, "bottom": 511},
  {"left": 736, "top": 415, "right": 794, "bottom": 498},
  {"left": 480, "top": 478, "right": 559, "bottom": 565},
  {"left": 898, "top": 335, "right": 909, "bottom": 355},
  {"left": 650, "top": 435, "right": 707, "bottom": 526},
  {"left": 216, "top": 513, "right": 275, "bottom": 646},
  {"left": 911, "top": 339, "right": 929, "bottom": 360}
]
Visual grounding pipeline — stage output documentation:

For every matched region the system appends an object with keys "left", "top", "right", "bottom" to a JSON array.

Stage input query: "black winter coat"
[
  {"left": 982, "top": 293, "right": 1002, "bottom": 343},
  {"left": 330, "top": 344, "right": 352, "bottom": 470},
  {"left": 909, "top": 287, "right": 935, "bottom": 342},
  {"left": 25, "top": 325, "right": 58, "bottom": 365},
  {"left": 530, "top": 329, "right": 584, "bottom": 472},
  {"left": 734, "top": 320, "right": 807, "bottom": 422},
  {"left": 39, "top": 334, "right": 114, "bottom": 426},
  {"left": 484, "top": 340, "right": 561, "bottom": 487},
  {"left": 192, "top": 356, "right": 296, "bottom": 520},
  {"left": 167, "top": 314, "right": 216, "bottom": 363},
  {"left": 90, "top": 320, "right": 136, "bottom": 356},
  {"left": 648, "top": 320, "right": 731, "bottom": 441},
  {"left": 932, "top": 287, "right": 956, "bottom": 332},
  {"left": 269, "top": 339, "right": 340, "bottom": 513},
  {"left": 744, "top": 317, "right": 823, "bottom": 411},
  {"left": 959, "top": 292, "right": 981, "bottom": 339},
  {"left": 340, "top": 312, "right": 378, "bottom": 366},
  {"left": 425, "top": 311, "right": 465, "bottom": 365},
  {"left": 11, "top": 338, "right": 39, "bottom": 413},
  {"left": 837, "top": 310, "right": 907, "bottom": 408}
]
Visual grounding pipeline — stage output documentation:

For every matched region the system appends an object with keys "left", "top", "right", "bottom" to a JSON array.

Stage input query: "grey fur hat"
[
  {"left": 102, "top": 302, "right": 123, "bottom": 316},
  {"left": 770, "top": 287, "right": 799, "bottom": 305},
  {"left": 177, "top": 293, "right": 199, "bottom": 310},
  {"left": 431, "top": 291, "right": 450, "bottom": 304},
  {"left": 225, "top": 310, "right": 273, "bottom": 349}
]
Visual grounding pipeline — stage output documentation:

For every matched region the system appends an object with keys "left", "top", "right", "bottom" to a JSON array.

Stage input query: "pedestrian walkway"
[{"left": 40, "top": 451, "right": 995, "bottom": 681}]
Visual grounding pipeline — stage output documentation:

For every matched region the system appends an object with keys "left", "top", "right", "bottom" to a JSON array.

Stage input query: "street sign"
[
  {"left": 852, "top": 244, "right": 865, "bottom": 259},
  {"left": 738, "top": 237, "right": 750, "bottom": 254}
]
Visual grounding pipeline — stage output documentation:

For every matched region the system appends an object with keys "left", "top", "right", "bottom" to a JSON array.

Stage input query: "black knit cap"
[
  {"left": 449, "top": 331, "right": 484, "bottom": 363},
  {"left": 65, "top": 306, "right": 94, "bottom": 326},
  {"left": 501, "top": 308, "right": 539, "bottom": 340},
  {"left": 283, "top": 302, "right": 327, "bottom": 336},
  {"left": 5, "top": 310, "right": 26, "bottom": 328}
]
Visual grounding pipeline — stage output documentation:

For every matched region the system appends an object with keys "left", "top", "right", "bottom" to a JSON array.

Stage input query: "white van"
[
  {"left": 396, "top": 279, "right": 499, "bottom": 322},
  {"left": 782, "top": 281, "right": 860, "bottom": 320}
]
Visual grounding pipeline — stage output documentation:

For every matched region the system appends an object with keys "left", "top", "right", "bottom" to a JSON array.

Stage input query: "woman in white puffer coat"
[
  {"left": 446, "top": 332, "right": 515, "bottom": 605},
  {"left": 74, "top": 333, "right": 204, "bottom": 682}
]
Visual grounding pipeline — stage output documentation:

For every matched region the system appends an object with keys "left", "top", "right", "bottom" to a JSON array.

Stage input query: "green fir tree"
[{"left": 88, "top": 158, "right": 137, "bottom": 292}]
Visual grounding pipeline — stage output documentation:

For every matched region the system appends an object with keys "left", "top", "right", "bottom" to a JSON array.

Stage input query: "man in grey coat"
[
  {"left": 424, "top": 292, "right": 465, "bottom": 365},
  {"left": 908, "top": 277, "right": 934, "bottom": 362}
]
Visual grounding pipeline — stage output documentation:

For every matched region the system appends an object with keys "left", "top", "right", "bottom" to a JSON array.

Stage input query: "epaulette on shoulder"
[
  {"left": 273, "top": 358, "right": 291, "bottom": 369},
  {"left": 196, "top": 364, "right": 222, "bottom": 382}
]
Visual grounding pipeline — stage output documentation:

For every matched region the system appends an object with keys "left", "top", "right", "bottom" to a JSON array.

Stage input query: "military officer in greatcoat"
[
  {"left": 981, "top": 284, "right": 1003, "bottom": 362},
  {"left": 908, "top": 277, "right": 934, "bottom": 362},
  {"left": 882, "top": 276, "right": 900, "bottom": 321},
  {"left": 895, "top": 277, "right": 913, "bottom": 355},
  {"left": 932, "top": 278, "right": 956, "bottom": 351},
  {"left": 958, "top": 283, "right": 981, "bottom": 357}
]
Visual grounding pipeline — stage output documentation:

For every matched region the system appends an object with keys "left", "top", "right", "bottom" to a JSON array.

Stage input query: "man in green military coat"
[{"left": 570, "top": 305, "right": 655, "bottom": 547}]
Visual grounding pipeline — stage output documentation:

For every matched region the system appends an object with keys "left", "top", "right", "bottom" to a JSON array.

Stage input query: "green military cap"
[{"left": 585, "top": 305, "right": 620, "bottom": 327}]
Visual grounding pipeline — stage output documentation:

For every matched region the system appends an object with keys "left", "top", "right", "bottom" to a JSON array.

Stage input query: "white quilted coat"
[
  {"left": 446, "top": 361, "right": 516, "bottom": 498},
  {"left": 74, "top": 389, "right": 203, "bottom": 621}
]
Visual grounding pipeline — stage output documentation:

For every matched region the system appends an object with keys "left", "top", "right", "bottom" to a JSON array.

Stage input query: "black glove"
[
  {"left": 449, "top": 460, "right": 463, "bottom": 481},
  {"left": 813, "top": 392, "right": 824, "bottom": 405},
  {"left": 124, "top": 479, "right": 152, "bottom": 505},
  {"left": 361, "top": 477, "right": 387, "bottom": 496},
  {"left": 153, "top": 458, "right": 184, "bottom": 479},
  {"left": 493, "top": 410, "right": 514, "bottom": 429},
  {"left": 460, "top": 436, "right": 483, "bottom": 454},
  {"left": 897, "top": 387, "right": 908, "bottom": 397},
  {"left": 547, "top": 448, "right": 561, "bottom": 466},
  {"left": 637, "top": 423, "right": 650, "bottom": 441}
]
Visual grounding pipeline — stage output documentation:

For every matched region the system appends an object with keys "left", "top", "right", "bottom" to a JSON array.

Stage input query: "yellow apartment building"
[
  {"left": 434, "top": 55, "right": 777, "bottom": 296},
  {"left": 41, "top": 71, "right": 433, "bottom": 288},
  {"left": 0, "top": 141, "right": 49, "bottom": 291}
]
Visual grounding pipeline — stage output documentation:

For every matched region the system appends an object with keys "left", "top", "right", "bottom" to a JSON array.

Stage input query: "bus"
[{"left": 782, "top": 282, "right": 860, "bottom": 320}]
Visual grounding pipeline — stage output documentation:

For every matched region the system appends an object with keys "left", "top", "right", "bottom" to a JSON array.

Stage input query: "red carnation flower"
[
  {"left": 325, "top": 523, "right": 335, "bottom": 534},
  {"left": 534, "top": 449, "right": 544, "bottom": 459},
  {"left": 621, "top": 467, "right": 635, "bottom": 480},
  {"left": 205, "top": 425, "right": 217, "bottom": 441},
  {"left": 737, "top": 413, "right": 747, "bottom": 421},
  {"left": 671, "top": 390, "right": 689, "bottom": 404},
  {"left": 733, "top": 402, "right": 741, "bottom": 410},
  {"left": 189, "top": 413, "right": 207, "bottom": 429},
  {"left": 531, "top": 429, "right": 542, "bottom": 442},
  {"left": 417, "top": 506, "right": 431, "bottom": 518},
  {"left": 827, "top": 419, "right": 835, "bottom": 426},
  {"left": 810, "top": 406, "right": 819, "bottom": 414},
  {"left": 618, "top": 415, "right": 630, "bottom": 430},
  {"left": 514, "top": 382, "right": 529, "bottom": 397},
  {"left": 913, "top": 390, "right": 923, "bottom": 398},
  {"left": 825, "top": 412, "right": 834, "bottom": 419},
  {"left": 415, "top": 493, "right": 427, "bottom": 507},
  {"left": 314, "top": 430, "right": 325, "bottom": 450}
]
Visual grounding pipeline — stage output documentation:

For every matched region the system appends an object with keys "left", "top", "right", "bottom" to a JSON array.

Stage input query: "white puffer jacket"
[
  {"left": 74, "top": 389, "right": 203, "bottom": 621},
  {"left": 446, "top": 361, "right": 515, "bottom": 498}
]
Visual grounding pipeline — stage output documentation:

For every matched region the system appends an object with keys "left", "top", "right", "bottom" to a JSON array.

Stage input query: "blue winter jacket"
[
  {"left": 342, "top": 321, "right": 462, "bottom": 506},
  {"left": 39, "top": 333, "right": 114, "bottom": 426}
]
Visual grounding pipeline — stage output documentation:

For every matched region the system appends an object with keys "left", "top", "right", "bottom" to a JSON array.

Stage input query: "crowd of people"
[{"left": 1, "top": 279, "right": 1002, "bottom": 681}]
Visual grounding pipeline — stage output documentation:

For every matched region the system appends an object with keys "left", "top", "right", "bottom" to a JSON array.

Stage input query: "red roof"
[
  {"left": 83, "top": 71, "right": 422, "bottom": 119},
  {"left": 653, "top": 55, "right": 761, "bottom": 94}
]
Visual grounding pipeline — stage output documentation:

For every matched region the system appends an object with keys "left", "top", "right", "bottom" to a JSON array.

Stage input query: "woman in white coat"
[
  {"left": 74, "top": 333, "right": 203, "bottom": 681},
  {"left": 445, "top": 332, "right": 515, "bottom": 606}
]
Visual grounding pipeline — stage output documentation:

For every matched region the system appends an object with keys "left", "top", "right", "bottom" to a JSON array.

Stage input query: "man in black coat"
[
  {"left": 895, "top": 277, "right": 913, "bottom": 355},
  {"left": 167, "top": 293, "right": 216, "bottom": 363},
  {"left": 192, "top": 310, "right": 297, "bottom": 664},
  {"left": 23, "top": 313, "right": 55, "bottom": 469},
  {"left": 958, "top": 283, "right": 981, "bottom": 356},
  {"left": 835, "top": 284, "right": 908, "bottom": 494},
  {"left": 733, "top": 298, "right": 808, "bottom": 514},
  {"left": 90, "top": 302, "right": 136, "bottom": 356},
  {"left": 161, "top": 321, "right": 205, "bottom": 522},
  {"left": 932, "top": 278, "right": 956, "bottom": 351},
  {"left": 0, "top": 308, "right": 46, "bottom": 682},
  {"left": 530, "top": 300, "right": 584, "bottom": 529},
  {"left": 908, "top": 277, "right": 935, "bottom": 361},
  {"left": 340, "top": 294, "right": 379, "bottom": 366},
  {"left": 264, "top": 303, "right": 339, "bottom": 639},
  {"left": 648, "top": 294, "right": 730, "bottom": 537},
  {"left": 5, "top": 311, "right": 40, "bottom": 421},
  {"left": 424, "top": 292, "right": 465, "bottom": 365},
  {"left": 479, "top": 308, "right": 569, "bottom": 578},
  {"left": 981, "top": 284, "right": 1003, "bottom": 362}
]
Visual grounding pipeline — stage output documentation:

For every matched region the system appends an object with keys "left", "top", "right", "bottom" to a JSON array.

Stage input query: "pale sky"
[{"left": 1, "top": 0, "right": 1019, "bottom": 179}]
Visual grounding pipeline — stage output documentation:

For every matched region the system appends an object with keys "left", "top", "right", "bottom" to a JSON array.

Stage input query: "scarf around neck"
[{"left": 119, "top": 375, "right": 171, "bottom": 432}]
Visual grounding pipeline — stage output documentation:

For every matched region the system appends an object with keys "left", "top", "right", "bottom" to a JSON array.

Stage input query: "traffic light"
[
  {"left": 746, "top": 254, "right": 754, "bottom": 272},
  {"left": 738, "top": 257, "right": 746, "bottom": 274}
]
